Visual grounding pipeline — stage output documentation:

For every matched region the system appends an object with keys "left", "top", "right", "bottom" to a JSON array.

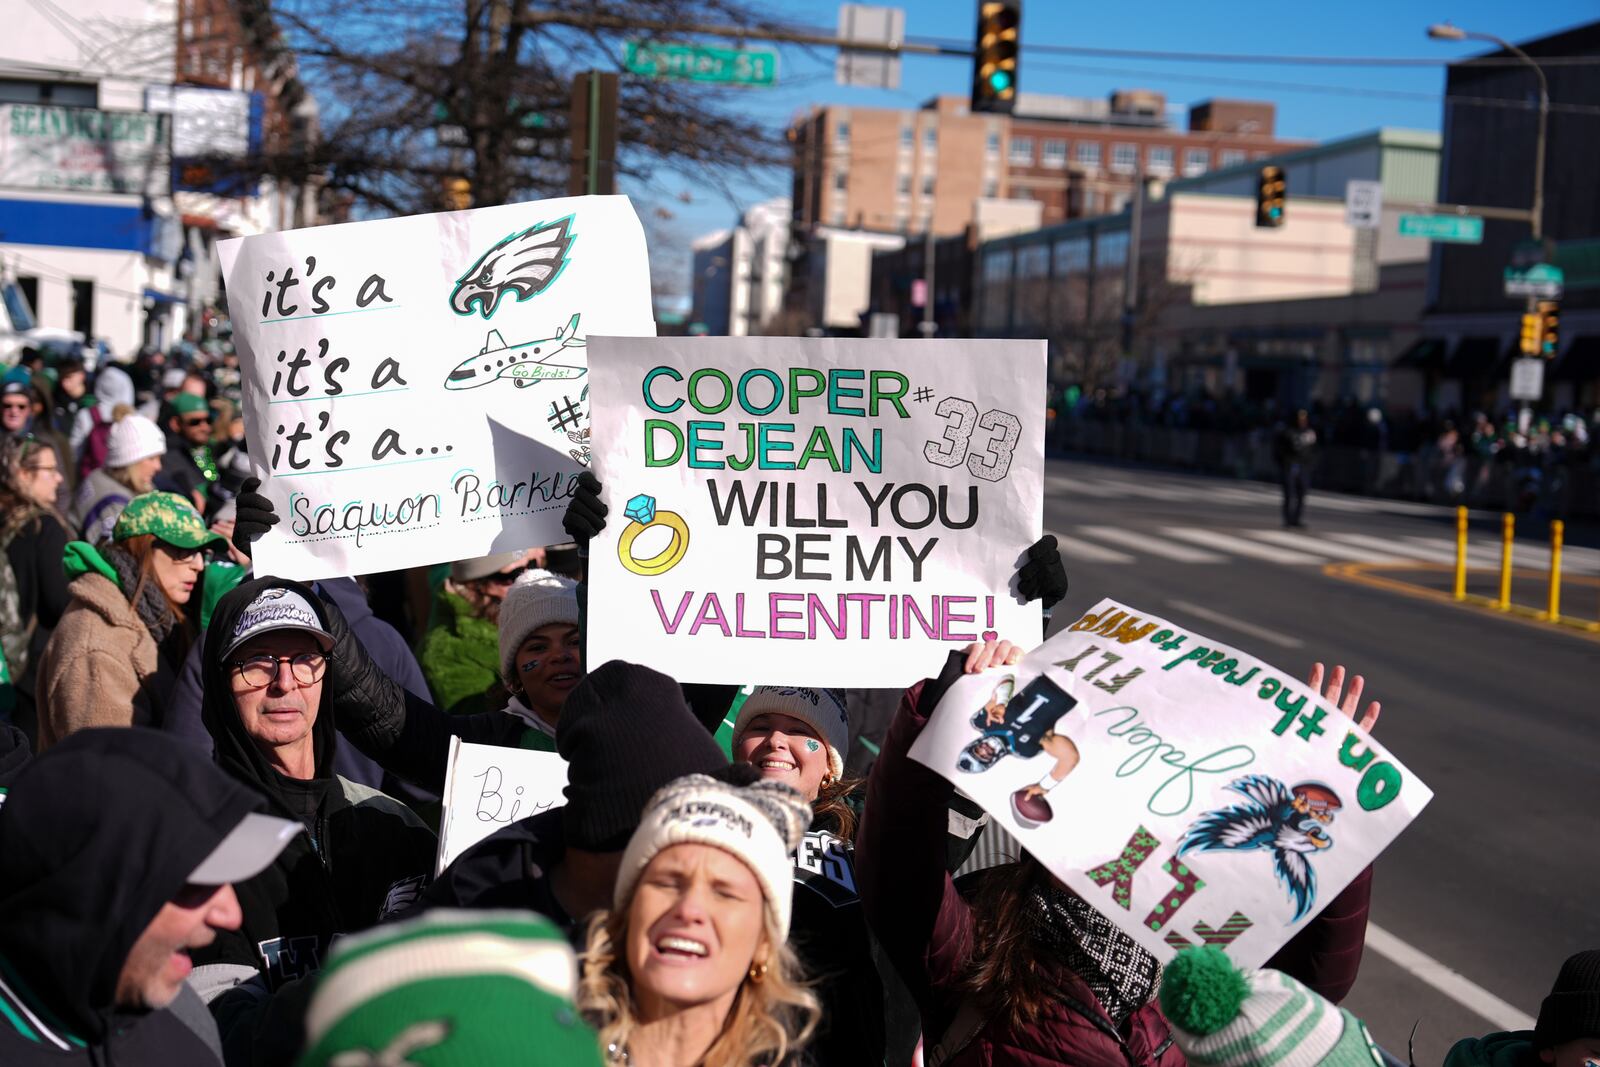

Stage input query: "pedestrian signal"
[{"left": 971, "top": 1, "right": 1021, "bottom": 114}]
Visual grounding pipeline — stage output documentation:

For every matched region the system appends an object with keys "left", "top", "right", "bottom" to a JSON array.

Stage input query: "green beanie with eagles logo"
[{"left": 296, "top": 910, "right": 603, "bottom": 1067}]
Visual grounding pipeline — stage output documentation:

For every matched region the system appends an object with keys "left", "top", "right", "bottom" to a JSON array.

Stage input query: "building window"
[
  {"left": 894, "top": 211, "right": 909, "bottom": 231},
  {"left": 1183, "top": 148, "right": 1209, "bottom": 176},
  {"left": 834, "top": 120, "right": 850, "bottom": 148},
  {"left": 923, "top": 127, "right": 937, "bottom": 153},
  {"left": 1075, "top": 141, "right": 1101, "bottom": 167},
  {"left": 898, "top": 173, "right": 912, "bottom": 195},
  {"left": 15, "top": 276, "right": 38, "bottom": 318},
  {"left": 71, "top": 279, "right": 93, "bottom": 338},
  {"left": 900, "top": 125, "right": 914, "bottom": 150},
  {"left": 1147, "top": 145, "right": 1174, "bottom": 176},
  {"left": 1111, "top": 143, "right": 1137, "bottom": 174},
  {"left": 1219, "top": 148, "right": 1247, "bottom": 167},
  {"left": 983, "top": 178, "right": 999, "bottom": 197},
  {"left": 829, "top": 204, "right": 846, "bottom": 225},
  {"left": 1009, "top": 136, "right": 1034, "bottom": 165},
  {"left": 1042, "top": 140, "right": 1067, "bottom": 168},
  {"left": 921, "top": 174, "right": 935, "bottom": 196},
  {"left": 986, "top": 130, "right": 1000, "bottom": 157},
  {"left": 833, "top": 169, "right": 848, "bottom": 192}
]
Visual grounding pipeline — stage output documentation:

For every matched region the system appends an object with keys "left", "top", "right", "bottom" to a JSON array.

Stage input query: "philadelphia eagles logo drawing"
[{"left": 450, "top": 215, "right": 575, "bottom": 319}]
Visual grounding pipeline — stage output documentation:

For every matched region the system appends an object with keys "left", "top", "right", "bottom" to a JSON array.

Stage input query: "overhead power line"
[{"left": 911, "top": 35, "right": 1600, "bottom": 68}]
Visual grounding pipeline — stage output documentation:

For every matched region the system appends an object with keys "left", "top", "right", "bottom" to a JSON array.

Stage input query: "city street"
[{"left": 1041, "top": 455, "right": 1600, "bottom": 1063}]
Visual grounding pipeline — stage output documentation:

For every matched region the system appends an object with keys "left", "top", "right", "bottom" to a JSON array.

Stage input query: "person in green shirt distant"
[{"left": 493, "top": 569, "right": 581, "bottom": 751}]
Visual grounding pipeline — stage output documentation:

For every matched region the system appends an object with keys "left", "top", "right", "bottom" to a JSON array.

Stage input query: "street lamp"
[{"left": 1426, "top": 22, "right": 1548, "bottom": 240}]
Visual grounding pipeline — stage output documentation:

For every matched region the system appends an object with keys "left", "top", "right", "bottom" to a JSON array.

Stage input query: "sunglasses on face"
[
  {"left": 155, "top": 542, "right": 202, "bottom": 562},
  {"left": 181, "top": 416, "right": 212, "bottom": 428},
  {"left": 1, "top": 401, "right": 30, "bottom": 413},
  {"left": 485, "top": 563, "right": 537, "bottom": 586}
]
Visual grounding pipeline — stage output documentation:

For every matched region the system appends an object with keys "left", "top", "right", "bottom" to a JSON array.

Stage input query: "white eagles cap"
[{"left": 223, "top": 587, "right": 336, "bottom": 659}]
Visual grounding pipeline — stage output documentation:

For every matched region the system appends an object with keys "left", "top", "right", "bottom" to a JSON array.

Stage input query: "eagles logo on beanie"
[
  {"left": 1160, "top": 946, "right": 1387, "bottom": 1067},
  {"left": 731, "top": 686, "right": 850, "bottom": 781},
  {"left": 615, "top": 774, "right": 811, "bottom": 936}
]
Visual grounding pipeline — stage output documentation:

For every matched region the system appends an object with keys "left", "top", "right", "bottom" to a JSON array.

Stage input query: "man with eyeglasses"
[
  {"left": 188, "top": 578, "right": 436, "bottom": 1055},
  {"left": 156, "top": 392, "right": 219, "bottom": 510}
]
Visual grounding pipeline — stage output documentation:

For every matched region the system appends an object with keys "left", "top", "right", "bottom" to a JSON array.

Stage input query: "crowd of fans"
[{"left": 0, "top": 342, "right": 1594, "bottom": 1067}]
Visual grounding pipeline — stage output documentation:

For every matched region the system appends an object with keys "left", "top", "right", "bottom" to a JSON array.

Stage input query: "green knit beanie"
[
  {"left": 1160, "top": 946, "right": 1385, "bottom": 1067},
  {"left": 297, "top": 910, "right": 602, "bottom": 1067}
]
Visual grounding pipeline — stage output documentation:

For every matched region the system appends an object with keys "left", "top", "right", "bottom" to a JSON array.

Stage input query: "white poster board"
[
  {"left": 436, "top": 736, "right": 569, "bottom": 875},
  {"left": 218, "top": 195, "right": 655, "bottom": 580},
  {"left": 909, "top": 599, "right": 1432, "bottom": 967},
  {"left": 585, "top": 336, "right": 1045, "bottom": 687}
]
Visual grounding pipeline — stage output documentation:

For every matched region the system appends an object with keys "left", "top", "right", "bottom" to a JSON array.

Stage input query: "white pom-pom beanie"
[
  {"left": 615, "top": 774, "right": 810, "bottom": 936},
  {"left": 104, "top": 414, "right": 166, "bottom": 468},
  {"left": 497, "top": 569, "right": 580, "bottom": 684},
  {"left": 731, "top": 687, "right": 850, "bottom": 781}
]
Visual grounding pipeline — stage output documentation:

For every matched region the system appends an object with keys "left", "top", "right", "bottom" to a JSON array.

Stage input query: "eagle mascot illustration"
[
  {"left": 1177, "top": 775, "right": 1342, "bottom": 921},
  {"left": 450, "top": 216, "right": 574, "bottom": 318}
]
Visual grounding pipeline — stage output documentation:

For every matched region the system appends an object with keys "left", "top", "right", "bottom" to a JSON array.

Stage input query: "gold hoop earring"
[{"left": 748, "top": 960, "right": 768, "bottom": 984}]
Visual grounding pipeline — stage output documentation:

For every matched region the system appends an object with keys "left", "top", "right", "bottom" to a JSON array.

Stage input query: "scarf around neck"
[
  {"left": 101, "top": 541, "right": 177, "bottom": 643},
  {"left": 1027, "top": 881, "right": 1161, "bottom": 1027}
]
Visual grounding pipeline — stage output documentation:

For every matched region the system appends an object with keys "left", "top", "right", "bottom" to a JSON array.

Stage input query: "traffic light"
[
  {"left": 971, "top": 1, "right": 1021, "bottom": 114},
  {"left": 1520, "top": 312, "right": 1542, "bottom": 356},
  {"left": 1538, "top": 300, "right": 1560, "bottom": 357},
  {"left": 442, "top": 176, "right": 472, "bottom": 211},
  {"left": 1255, "top": 165, "right": 1286, "bottom": 228}
]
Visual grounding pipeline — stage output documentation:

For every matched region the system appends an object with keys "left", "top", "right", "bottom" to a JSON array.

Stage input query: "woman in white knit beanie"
[
  {"left": 69, "top": 412, "right": 166, "bottom": 544},
  {"left": 495, "top": 568, "right": 582, "bottom": 750}
]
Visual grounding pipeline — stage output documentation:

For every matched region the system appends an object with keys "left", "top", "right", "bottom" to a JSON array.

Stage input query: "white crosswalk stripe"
[
  {"left": 1047, "top": 530, "right": 1137, "bottom": 564},
  {"left": 1328, "top": 533, "right": 1456, "bottom": 563},
  {"left": 1077, "top": 525, "right": 1225, "bottom": 563},
  {"left": 1164, "top": 527, "right": 1328, "bottom": 565},
  {"left": 1243, "top": 529, "right": 1412, "bottom": 563},
  {"left": 1046, "top": 474, "right": 1123, "bottom": 498}
]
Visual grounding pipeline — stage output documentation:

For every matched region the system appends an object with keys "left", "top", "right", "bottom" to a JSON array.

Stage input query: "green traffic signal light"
[{"left": 988, "top": 70, "right": 1013, "bottom": 93}]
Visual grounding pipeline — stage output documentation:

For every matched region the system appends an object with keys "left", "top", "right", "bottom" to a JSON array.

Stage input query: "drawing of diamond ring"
[{"left": 617, "top": 494, "right": 691, "bottom": 576}]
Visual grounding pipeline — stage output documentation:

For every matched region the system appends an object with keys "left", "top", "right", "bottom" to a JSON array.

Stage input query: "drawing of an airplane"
[{"left": 443, "top": 313, "right": 587, "bottom": 390}]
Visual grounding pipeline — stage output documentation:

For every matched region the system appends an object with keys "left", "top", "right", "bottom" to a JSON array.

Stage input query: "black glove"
[
  {"left": 1016, "top": 534, "right": 1068, "bottom": 610},
  {"left": 231, "top": 476, "right": 279, "bottom": 558},
  {"left": 319, "top": 589, "right": 407, "bottom": 749},
  {"left": 562, "top": 470, "right": 608, "bottom": 547}
]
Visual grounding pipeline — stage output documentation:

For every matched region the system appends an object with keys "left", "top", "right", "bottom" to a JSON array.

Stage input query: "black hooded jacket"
[
  {"left": 0, "top": 727, "right": 261, "bottom": 1065},
  {"left": 191, "top": 577, "right": 435, "bottom": 1000}
]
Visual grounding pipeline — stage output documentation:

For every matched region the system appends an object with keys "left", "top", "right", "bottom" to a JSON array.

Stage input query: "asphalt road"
[{"left": 1038, "top": 455, "right": 1600, "bottom": 1065}]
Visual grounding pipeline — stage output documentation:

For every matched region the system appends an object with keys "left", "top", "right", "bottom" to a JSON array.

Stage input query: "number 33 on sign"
[{"left": 924, "top": 396, "right": 1022, "bottom": 482}]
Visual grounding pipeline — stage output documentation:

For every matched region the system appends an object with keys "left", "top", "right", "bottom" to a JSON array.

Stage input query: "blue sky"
[{"left": 639, "top": 1, "right": 1595, "bottom": 301}]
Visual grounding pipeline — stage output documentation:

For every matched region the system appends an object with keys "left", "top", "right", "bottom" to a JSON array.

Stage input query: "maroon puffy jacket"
[{"left": 857, "top": 679, "right": 1373, "bottom": 1067}]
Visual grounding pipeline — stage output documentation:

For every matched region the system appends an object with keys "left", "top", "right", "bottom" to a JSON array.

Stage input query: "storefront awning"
[
  {"left": 143, "top": 288, "right": 181, "bottom": 306},
  {"left": 1446, "top": 336, "right": 1506, "bottom": 378}
]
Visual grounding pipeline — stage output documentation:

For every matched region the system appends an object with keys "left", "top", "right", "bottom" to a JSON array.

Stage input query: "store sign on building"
[{"left": 0, "top": 104, "right": 170, "bottom": 196}]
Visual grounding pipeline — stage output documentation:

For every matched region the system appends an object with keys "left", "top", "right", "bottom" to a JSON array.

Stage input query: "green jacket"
[
  {"left": 417, "top": 589, "right": 501, "bottom": 716},
  {"left": 1444, "top": 1033, "right": 1539, "bottom": 1067}
]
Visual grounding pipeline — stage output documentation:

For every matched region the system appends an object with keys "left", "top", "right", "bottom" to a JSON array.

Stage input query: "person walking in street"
[
  {"left": 578, "top": 771, "right": 820, "bottom": 1067},
  {"left": 0, "top": 436, "right": 71, "bottom": 740},
  {"left": 1274, "top": 408, "right": 1317, "bottom": 527},
  {"left": 0, "top": 727, "right": 301, "bottom": 1066},
  {"left": 70, "top": 411, "right": 167, "bottom": 543},
  {"left": 35, "top": 491, "right": 221, "bottom": 749},
  {"left": 189, "top": 578, "right": 436, "bottom": 1027},
  {"left": 856, "top": 638, "right": 1379, "bottom": 1067}
]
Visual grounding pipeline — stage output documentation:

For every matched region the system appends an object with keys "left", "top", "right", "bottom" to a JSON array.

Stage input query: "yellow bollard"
[
  {"left": 1497, "top": 513, "right": 1515, "bottom": 611},
  {"left": 1548, "top": 519, "right": 1564, "bottom": 621},
  {"left": 1454, "top": 506, "right": 1468, "bottom": 600}
]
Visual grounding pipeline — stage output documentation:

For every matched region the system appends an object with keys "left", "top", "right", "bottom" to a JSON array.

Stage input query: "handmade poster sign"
[
  {"left": 436, "top": 737, "right": 568, "bottom": 875},
  {"left": 908, "top": 599, "right": 1432, "bottom": 967},
  {"left": 585, "top": 336, "right": 1046, "bottom": 687},
  {"left": 217, "top": 195, "right": 654, "bottom": 580}
]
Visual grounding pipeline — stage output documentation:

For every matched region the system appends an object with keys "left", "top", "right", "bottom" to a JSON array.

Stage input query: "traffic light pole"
[{"left": 920, "top": 224, "right": 936, "bottom": 337}]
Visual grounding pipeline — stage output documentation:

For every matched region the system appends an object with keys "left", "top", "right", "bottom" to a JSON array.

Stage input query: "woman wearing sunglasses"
[{"left": 35, "top": 491, "right": 223, "bottom": 749}]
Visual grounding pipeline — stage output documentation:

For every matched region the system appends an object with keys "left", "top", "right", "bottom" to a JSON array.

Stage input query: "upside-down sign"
[{"left": 584, "top": 335, "right": 1047, "bottom": 687}]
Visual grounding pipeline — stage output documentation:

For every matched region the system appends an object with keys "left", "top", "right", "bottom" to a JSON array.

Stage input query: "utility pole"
[
  {"left": 1121, "top": 162, "right": 1145, "bottom": 359},
  {"left": 919, "top": 224, "right": 936, "bottom": 337}
]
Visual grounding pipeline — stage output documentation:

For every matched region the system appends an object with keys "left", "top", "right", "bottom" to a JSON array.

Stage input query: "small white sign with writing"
[{"left": 437, "top": 736, "right": 568, "bottom": 875}]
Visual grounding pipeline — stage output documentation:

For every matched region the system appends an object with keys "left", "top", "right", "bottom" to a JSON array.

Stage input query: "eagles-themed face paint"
[
  {"left": 736, "top": 712, "right": 831, "bottom": 803},
  {"left": 513, "top": 623, "right": 582, "bottom": 720}
]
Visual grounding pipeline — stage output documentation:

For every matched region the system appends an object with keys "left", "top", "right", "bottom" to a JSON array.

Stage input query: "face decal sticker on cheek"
[
  {"left": 805, "top": 739, "right": 821, "bottom": 753},
  {"left": 520, "top": 660, "right": 541, "bottom": 673}
]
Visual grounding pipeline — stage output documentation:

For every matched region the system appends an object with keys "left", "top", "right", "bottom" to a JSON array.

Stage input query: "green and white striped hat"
[
  {"left": 297, "top": 910, "right": 602, "bottom": 1067},
  {"left": 1159, "top": 946, "right": 1385, "bottom": 1067}
]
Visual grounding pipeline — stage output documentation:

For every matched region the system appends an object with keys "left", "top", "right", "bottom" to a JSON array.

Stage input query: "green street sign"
[
  {"left": 1504, "top": 262, "right": 1564, "bottom": 299},
  {"left": 623, "top": 40, "right": 779, "bottom": 87},
  {"left": 1398, "top": 213, "right": 1484, "bottom": 244}
]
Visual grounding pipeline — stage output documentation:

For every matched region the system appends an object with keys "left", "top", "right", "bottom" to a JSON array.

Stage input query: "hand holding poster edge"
[
  {"left": 436, "top": 738, "right": 569, "bottom": 876},
  {"left": 907, "top": 597, "right": 1432, "bottom": 968}
]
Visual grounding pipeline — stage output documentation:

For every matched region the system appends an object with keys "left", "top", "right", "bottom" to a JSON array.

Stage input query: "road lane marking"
[
  {"left": 1165, "top": 599, "right": 1306, "bottom": 649},
  {"left": 1244, "top": 529, "right": 1410, "bottom": 563},
  {"left": 1047, "top": 475, "right": 1121, "bottom": 498},
  {"left": 1048, "top": 530, "right": 1136, "bottom": 564},
  {"left": 1165, "top": 527, "right": 1328, "bottom": 565},
  {"left": 1328, "top": 533, "right": 1458, "bottom": 563},
  {"left": 1365, "top": 923, "right": 1536, "bottom": 1032},
  {"left": 1078, "top": 525, "right": 1225, "bottom": 563},
  {"left": 1093, "top": 478, "right": 1197, "bottom": 501}
]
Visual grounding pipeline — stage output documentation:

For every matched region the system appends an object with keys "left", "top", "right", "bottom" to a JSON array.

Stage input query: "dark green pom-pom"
[{"left": 1159, "top": 946, "right": 1250, "bottom": 1036}]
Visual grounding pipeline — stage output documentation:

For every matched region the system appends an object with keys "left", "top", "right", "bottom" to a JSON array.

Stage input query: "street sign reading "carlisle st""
[{"left": 623, "top": 41, "right": 779, "bottom": 87}]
